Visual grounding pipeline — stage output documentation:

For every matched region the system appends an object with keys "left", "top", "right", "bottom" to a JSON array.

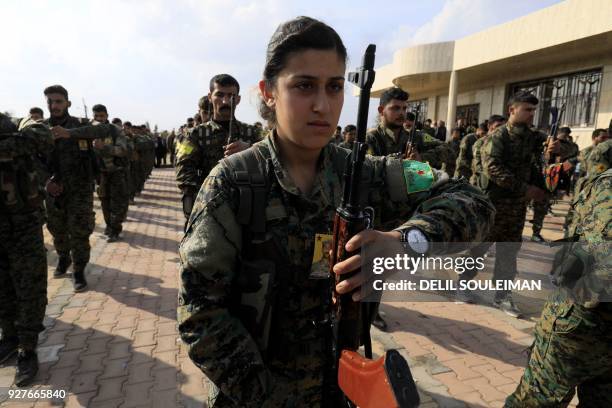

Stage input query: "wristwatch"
[{"left": 400, "top": 227, "right": 430, "bottom": 255}]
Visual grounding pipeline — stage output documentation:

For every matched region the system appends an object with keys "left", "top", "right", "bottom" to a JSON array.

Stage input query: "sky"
[{"left": 1, "top": 0, "right": 563, "bottom": 131}]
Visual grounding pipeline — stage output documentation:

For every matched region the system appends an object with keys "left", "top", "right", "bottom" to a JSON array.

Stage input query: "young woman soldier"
[{"left": 178, "top": 16, "right": 495, "bottom": 407}]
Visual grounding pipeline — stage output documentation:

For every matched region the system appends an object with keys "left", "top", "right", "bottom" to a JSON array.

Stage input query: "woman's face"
[{"left": 261, "top": 49, "right": 345, "bottom": 151}]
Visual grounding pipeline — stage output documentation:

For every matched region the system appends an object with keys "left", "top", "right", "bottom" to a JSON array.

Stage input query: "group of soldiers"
[{"left": 0, "top": 84, "right": 158, "bottom": 386}]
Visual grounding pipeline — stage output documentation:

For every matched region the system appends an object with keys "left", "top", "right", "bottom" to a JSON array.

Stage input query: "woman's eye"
[
  {"left": 329, "top": 83, "right": 344, "bottom": 92},
  {"left": 296, "top": 82, "right": 314, "bottom": 90}
]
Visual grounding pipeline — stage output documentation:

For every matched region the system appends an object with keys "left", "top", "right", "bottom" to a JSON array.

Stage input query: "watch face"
[{"left": 407, "top": 229, "right": 429, "bottom": 255}]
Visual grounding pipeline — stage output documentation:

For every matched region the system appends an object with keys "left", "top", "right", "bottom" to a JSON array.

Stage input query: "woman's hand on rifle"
[{"left": 332, "top": 230, "right": 401, "bottom": 301}]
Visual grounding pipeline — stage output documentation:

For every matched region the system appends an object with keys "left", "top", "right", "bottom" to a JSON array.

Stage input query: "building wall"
[{"left": 423, "top": 57, "right": 612, "bottom": 148}]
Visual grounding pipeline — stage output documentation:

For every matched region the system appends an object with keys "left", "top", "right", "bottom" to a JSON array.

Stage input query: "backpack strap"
[{"left": 222, "top": 147, "right": 271, "bottom": 239}]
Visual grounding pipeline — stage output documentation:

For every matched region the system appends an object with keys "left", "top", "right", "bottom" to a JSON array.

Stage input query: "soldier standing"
[
  {"left": 43, "top": 85, "right": 99, "bottom": 292},
  {"left": 445, "top": 127, "right": 462, "bottom": 176},
  {"left": 470, "top": 115, "right": 507, "bottom": 186},
  {"left": 175, "top": 74, "right": 261, "bottom": 221},
  {"left": 531, "top": 127, "right": 579, "bottom": 242},
  {"left": 505, "top": 139, "right": 612, "bottom": 407},
  {"left": 0, "top": 114, "right": 54, "bottom": 386},
  {"left": 167, "top": 130, "right": 176, "bottom": 167},
  {"left": 338, "top": 124, "right": 356, "bottom": 150},
  {"left": 91, "top": 105, "right": 129, "bottom": 242},
  {"left": 178, "top": 16, "right": 494, "bottom": 406},
  {"left": 365, "top": 87, "right": 411, "bottom": 156},
  {"left": 454, "top": 121, "right": 489, "bottom": 179},
  {"left": 456, "top": 92, "right": 548, "bottom": 317}
]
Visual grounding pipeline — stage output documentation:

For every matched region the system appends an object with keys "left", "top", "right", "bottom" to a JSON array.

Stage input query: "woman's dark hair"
[{"left": 259, "top": 16, "right": 347, "bottom": 125}]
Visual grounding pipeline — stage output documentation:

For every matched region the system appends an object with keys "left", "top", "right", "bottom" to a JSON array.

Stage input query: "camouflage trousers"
[
  {"left": 0, "top": 211, "right": 47, "bottom": 350},
  {"left": 46, "top": 184, "right": 95, "bottom": 269},
  {"left": 505, "top": 295, "right": 612, "bottom": 407},
  {"left": 461, "top": 198, "right": 527, "bottom": 291},
  {"left": 530, "top": 195, "right": 552, "bottom": 235},
  {"left": 98, "top": 170, "right": 129, "bottom": 235}
]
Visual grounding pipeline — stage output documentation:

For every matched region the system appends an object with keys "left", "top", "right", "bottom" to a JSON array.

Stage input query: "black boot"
[
  {"left": 15, "top": 349, "right": 38, "bottom": 387},
  {"left": 72, "top": 267, "right": 88, "bottom": 292},
  {"left": 0, "top": 336, "right": 18, "bottom": 364},
  {"left": 53, "top": 256, "right": 71, "bottom": 278}
]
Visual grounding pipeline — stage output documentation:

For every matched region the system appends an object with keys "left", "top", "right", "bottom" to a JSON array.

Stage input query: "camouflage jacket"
[
  {"left": 585, "top": 139, "right": 612, "bottom": 179},
  {"left": 480, "top": 124, "right": 546, "bottom": 199},
  {"left": 365, "top": 124, "right": 410, "bottom": 156},
  {"left": 178, "top": 133, "right": 495, "bottom": 407},
  {"left": 454, "top": 133, "right": 479, "bottom": 179},
  {"left": 544, "top": 138, "right": 579, "bottom": 164},
  {"left": 470, "top": 135, "right": 488, "bottom": 187},
  {"left": 565, "top": 168, "right": 611, "bottom": 307},
  {"left": 0, "top": 114, "right": 54, "bottom": 213},
  {"left": 44, "top": 114, "right": 98, "bottom": 188},
  {"left": 366, "top": 124, "right": 451, "bottom": 169},
  {"left": 91, "top": 122, "right": 129, "bottom": 172},
  {"left": 577, "top": 145, "right": 594, "bottom": 178},
  {"left": 175, "top": 119, "right": 261, "bottom": 194}
]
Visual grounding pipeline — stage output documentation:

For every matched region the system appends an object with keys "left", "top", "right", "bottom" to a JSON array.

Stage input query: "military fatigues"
[
  {"left": 175, "top": 119, "right": 261, "bottom": 219},
  {"left": 454, "top": 133, "right": 479, "bottom": 180},
  {"left": 0, "top": 115, "right": 53, "bottom": 350},
  {"left": 337, "top": 140, "right": 354, "bottom": 150},
  {"left": 95, "top": 123, "right": 129, "bottom": 236},
  {"left": 365, "top": 125, "right": 452, "bottom": 171},
  {"left": 445, "top": 138, "right": 461, "bottom": 177},
  {"left": 531, "top": 138, "right": 580, "bottom": 237},
  {"left": 44, "top": 114, "right": 99, "bottom": 273},
  {"left": 178, "top": 133, "right": 495, "bottom": 407},
  {"left": 461, "top": 124, "right": 547, "bottom": 294},
  {"left": 506, "top": 148, "right": 612, "bottom": 407},
  {"left": 470, "top": 135, "right": 488, "bottom": 186}
]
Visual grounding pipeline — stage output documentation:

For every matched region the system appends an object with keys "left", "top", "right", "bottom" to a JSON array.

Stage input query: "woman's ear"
[{"left": 259, "top": 80, "right": 275, "bottom": 108}]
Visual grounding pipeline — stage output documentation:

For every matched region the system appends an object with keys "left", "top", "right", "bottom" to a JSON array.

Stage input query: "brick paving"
[{"left": 0, "top": 167, "right": 577, "bottom": 407}]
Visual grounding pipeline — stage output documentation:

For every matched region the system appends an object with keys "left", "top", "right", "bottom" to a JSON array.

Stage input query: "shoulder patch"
[
  {"left": 402, "top": 160, "right": 434, "bottom": 194},
  {"left": 177, "top": 141, "right": 195, "bottom": 156}
]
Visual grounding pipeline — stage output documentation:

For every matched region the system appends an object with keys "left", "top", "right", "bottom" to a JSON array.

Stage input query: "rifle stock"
[{"left": 330, "top": 44, "right": 419, "bottom": 408}]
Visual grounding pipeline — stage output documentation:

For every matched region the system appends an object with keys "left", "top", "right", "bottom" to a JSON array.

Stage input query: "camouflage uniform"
[
  {"left": 175, "top": 119, "right": 261, "bottom": 218},
  {"left": 531, "top": 138, "right": 579, "bottom": 237},
  {"left": 44, "top": 114, "right": 99, "bottom": 273},
  {"left": 178, "top": 133, "right": 495, "bottom": 407},
  {"left": 505, "top": 145, "right": 612, "bottom": 407},
  {"left": 365, "top": 124, "right": 451, "bottom": 170},
  {"left": 0, "top": 115, "right": 53, "bottom": 350},
  {"left": 95, "top": 123, "right": 129, "bottom": 236},
  {"left": 445, "top": 138, "right": 461, "bottom": 177},
  {"left": 461, "top": 124, "right": 547, "bottom": 293},
  {"left": 337, "top": 140, "right": 354, "bottom": 150},
  {"left": 454, "top": 133, "right": 479, "bottom": 180},
  {"left": 470, "top": 135, "right": 488, "bottom": 186}
]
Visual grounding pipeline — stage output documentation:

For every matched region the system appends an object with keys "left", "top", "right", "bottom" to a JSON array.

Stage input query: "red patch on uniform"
[{"left": 417, "top": 170, "right": 425, "bottom": 175}]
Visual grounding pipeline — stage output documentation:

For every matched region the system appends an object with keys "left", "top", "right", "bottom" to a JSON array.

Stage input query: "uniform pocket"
[{"left": 552, "top": 302, "right": 583, "bottom": 334}]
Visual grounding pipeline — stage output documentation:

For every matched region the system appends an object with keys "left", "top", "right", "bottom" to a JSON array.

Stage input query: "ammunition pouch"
[
  {"left": 551, "top": 239, "right": 593, "bottom": 288},
  {"left": 0, "top": 145, "right": 42, "bottom": 213}
]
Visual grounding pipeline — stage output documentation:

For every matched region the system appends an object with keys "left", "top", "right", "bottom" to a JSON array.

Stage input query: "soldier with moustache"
[{"left": 175, "top": 74, "right": 261, "bottom": 222}]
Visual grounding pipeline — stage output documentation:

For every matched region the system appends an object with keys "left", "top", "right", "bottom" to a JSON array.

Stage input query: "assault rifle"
[
  {"left": 543, "top": 104, "right": 568, "bottom": 192},
  {"left": 226, "top": 95, "right": 235, "bottom": 145},
  {"left": 330, "top": 44, "right": 419, "bottom": 408},
  {"left": 404, "top": 104, "right": 421, "bottom": 159}
]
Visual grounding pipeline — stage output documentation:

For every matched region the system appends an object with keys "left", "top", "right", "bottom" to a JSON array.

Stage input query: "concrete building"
[{"left": 371, "top": 0, "right": 612, "bottom": 148}]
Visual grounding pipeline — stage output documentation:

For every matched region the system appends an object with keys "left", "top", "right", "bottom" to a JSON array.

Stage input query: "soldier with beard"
[
  {"left": 175, "top": 74, "right": 261, "bottom": 222},
  {"left": 43, "top": 85, "right": 99, "bottom": 292},
  {"left": 365, "top": 87, "right": 411, "bottom": 157}
]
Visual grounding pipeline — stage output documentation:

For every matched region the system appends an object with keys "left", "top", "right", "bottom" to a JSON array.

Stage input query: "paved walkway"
[{"left": 0, "top": 167, "right": 575, "bottom": 407}]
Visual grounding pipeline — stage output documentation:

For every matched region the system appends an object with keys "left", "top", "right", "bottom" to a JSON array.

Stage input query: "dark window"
[
  {"left": 510, "top": 70, "right": 602, "bottom": 129},
  {"left": 456, "top": 104, "right": 480, "bottom": 128},
  {"left": 407, "top": 99, "right": 428, "bottom": 123}
]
